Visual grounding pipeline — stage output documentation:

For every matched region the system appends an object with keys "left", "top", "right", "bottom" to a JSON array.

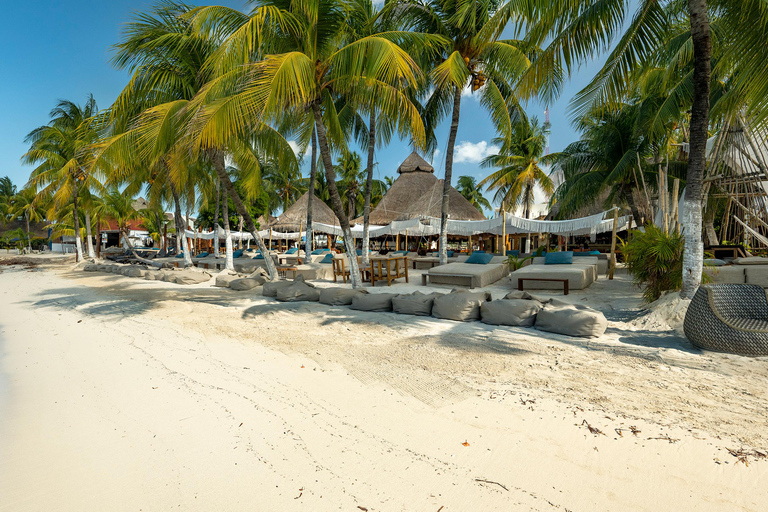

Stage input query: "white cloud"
[
  {"left": 453, "top": 140, "right": 499, "bottom": 164},
  {"left": 287, "top": 140, "right": 301, "bottom": 156},
  {"left": 461, "top": 83, "right": 484, "bottom": 101}
]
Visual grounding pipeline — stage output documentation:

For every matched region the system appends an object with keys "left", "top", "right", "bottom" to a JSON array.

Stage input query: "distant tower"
[{"left": 544, "top": 106, "right": 550, "bottom": 155}]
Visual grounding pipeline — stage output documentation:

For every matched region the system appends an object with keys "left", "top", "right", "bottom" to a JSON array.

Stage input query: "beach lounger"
[{"left": 422, "top": 254, "right": 509, "bottom": 289}]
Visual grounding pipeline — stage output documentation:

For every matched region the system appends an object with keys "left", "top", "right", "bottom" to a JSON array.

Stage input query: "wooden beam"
[{"left": 608, "top": 206, "right": 619, "bottom": 280}]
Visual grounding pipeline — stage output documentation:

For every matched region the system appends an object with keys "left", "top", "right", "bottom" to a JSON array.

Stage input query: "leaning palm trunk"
[
  {"left": 362, "top": 111, "right": 375, "bottom": 268},
  {"left": 312, "top": 104, "right": 362, "bottom": 288},
  {"left": 681, "top": 0, "right": 711, "bottom": 299},
  {"left": 214, "top": 178, "right": 221, "bottom": 257},
  {"left": 25, "top": 212, "right": 32, "bottom": 253},
  {"left": 84, "top": 210, "right": 96, "bottom": 259},
  {"left": 210, "top": 150, "right": 277, "bottom": 280},
  {"left": 439, "top": 86, "right": 462, "bottom": 265},
  {"left": 222, "top": 190, "right": 234, "bottom": 271},
  {"left": 170, "top": 186, "right": 193, "bottom": 267},
  {"left": 121, "top": 227, "right": 165, "bottom": 267},
  {"left": 72, "top": 178, "right": 84, "bottom": 261},
  {"left": 305, "top": 128, "right": 317, "bottom": 257}
]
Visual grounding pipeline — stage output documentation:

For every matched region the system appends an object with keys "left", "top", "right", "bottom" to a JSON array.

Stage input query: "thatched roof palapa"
[
  {"left": 271, "top": 192, "right": 338, "bottom": 232},
  {"left": 354, "top": 151, "right": 486, "bottom": 225}
]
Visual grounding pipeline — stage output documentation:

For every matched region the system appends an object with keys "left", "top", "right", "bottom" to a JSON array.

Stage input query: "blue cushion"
[
  {"left": 508, "top": 250, "right": 520, "bottom": 257},
  {"left": 474, "top": 250, "right": 485, "bottom": 253},
  {"left": 574, "top": 251, "right": 600, "bottom": 257},
  {"left": 311, "top": 249, "right": 327, "bottom": 255},
  {"left": 446, "top": 251, "right": 454, "bottom": 257},
  {"left": 320, "top": 253, "right": 334, "bottom": 264},
  {"left": 545, "top": 251, "right": 573, "bottom": 265},
  {"left": 356, "top": 249, "right": 363, "bottom": 255},
  {"left": 286, "top": 247, "right": 298, "bottom": 254},
  {"left": 233, "top": 250, "right": 244, "bottom": 258},
  {"left": 196, "top": 252, "right": 209, "bottom": 258},
  {"left": 255, "top": 254, "right": 264, "bottom": 259},
  {"left": 466, "top": 252, "right": 493, "bottom": 265},
  {"left": 175, "top": 252, "right": 184, "bottom": 258},
  {"left": 393, "top": 250, "right": 408, "bottom": 255}
]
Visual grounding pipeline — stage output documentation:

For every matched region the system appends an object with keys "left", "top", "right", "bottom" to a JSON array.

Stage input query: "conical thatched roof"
[
  {"left": 397, "top": 151, "right": 434, "bottom": 174},
  {"left": 354, "top": 152, "right": 486, "bottom": 225},
  {"left": 397, "top": 180, "right": 487, "bottom": 221},
  {"left": 271, "top": 192, "right": 338, "bottom": 231}
]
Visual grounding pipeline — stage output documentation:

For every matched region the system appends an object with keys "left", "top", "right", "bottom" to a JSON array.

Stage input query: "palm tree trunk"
[
  {"left": 362, "top": 111, "right": 376, "bottom": 268},
  {"left": 170, "top": 184, "right": 192, "bottom": 267},
  {"left": 222, "top": 190, "right": 234, "bottom": 271},
  {"left": 681, "top": 0, "right": 711, "bottom": 299},
  {"left": 214, "top": 178, "right": 221, "bottom": 257},
  {"left": 625, "top": 189, "right": 643, "bottom": 228},
  {"left": 153, "top": 212, "right": 162, "bottom": 251},
  {"left": 210, "top": 150, "right": 277, "bottom": 280},
  {"left": 121, "top": 227, "right": 164, "bottom": 267},
  {"left": 72, "top": 178, "right": 84, "bottom": 261},
  {"left": 25, "top": 212, "right": 32, "bottom": 253},
  {"left": 84, "top": 209, "right": 96, "bottom": 258},
  {"left": 238, "top": 215, "right": 244, "bottom": 250},
  {"left": 305, "top": 128, "right": 317, "bottom": 258},
  {"left": 311, "top": 103, "right": 362, "bottom": 288},
  {"left": 439, "top": 85, "right": 462, "bottom": 265}
]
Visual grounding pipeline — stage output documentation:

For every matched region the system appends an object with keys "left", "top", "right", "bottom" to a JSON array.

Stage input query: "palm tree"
[
  {"left": 9, "top": 187, "right": 46, "bottom": 252},
  {"left": 0, "top": 177, "right": 16, "bottom": 223},
  {"left": 395, "top": 0, "right": 558, "bottom": 264},
  {"left": 186, "top": 0, "right": 429, "bottom": 288},
  {"left": 335, "top": 152, "right": 365, "bottom": 221},
  {"left": 480, "top": 116, "right": 557, "bottom": 218},
  {"left": 23, "top": 95, "right": 101, "bottom": 261},
  {"left": 456, "top": 176, "right": 491, "bottom": 213},
  {"left": 99, "top": 187, "right": 161, "bottom": 266}
]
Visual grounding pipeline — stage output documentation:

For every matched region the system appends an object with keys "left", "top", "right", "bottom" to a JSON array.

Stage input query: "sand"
[{"left": 1, "top": 256, "right": 767, "bottom": 511}]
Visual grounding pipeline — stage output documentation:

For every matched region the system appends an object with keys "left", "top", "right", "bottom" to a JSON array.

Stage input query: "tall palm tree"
[
  {"left": 480, "top": 116, "right": 557, "bottom": 219},
  {"left": 9, "top": 187, "right": 46, "bottom": 252},
  {"left": 23, "top": 95, "right": 101, "bottom": 261},
  {"left": 186, "top": 0, "right": 429, "bottom": 288},
  {"left": 335, "top": 152, "right": 365, "bottom": 221},
  {"left": 456, "top": 176, "right": 491, "bottom": 213},
  {"left": 395, "top": 0, "right": 558, "bottom": 264},
  {"left": 0, "top": 177, "right": 16, "bottom": 223},
  {"left": 99, "top": 187, "right": 161, "bottom": 266}
]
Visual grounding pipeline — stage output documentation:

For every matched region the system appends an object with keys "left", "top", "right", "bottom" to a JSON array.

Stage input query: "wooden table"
[
  {"left": 370, "top": 255, "right": 408, "bottom": 286},
  {"left": 275, "top": 266, "right": 298, "bottom": 280},
  {"left": 517, "top": 277, "right": 569, "bottom": 295}
]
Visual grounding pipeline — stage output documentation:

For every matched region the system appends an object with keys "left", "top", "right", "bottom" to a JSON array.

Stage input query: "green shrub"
[{"left": 622, "top": 225, "right": 684, "bottom": 303}]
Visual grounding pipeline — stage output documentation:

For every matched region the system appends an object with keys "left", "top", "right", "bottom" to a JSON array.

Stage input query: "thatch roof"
[
  {"left": 397, "top": 151, "right": 434, "bottom": 174},
  {"left": 256, "top": 214, "right": 277, "bottom": 228},
  {"left": 271, "top": 192, "right": 338, "bottom": 231},
  {"left": 354, "top": 152, "right": 486, "bottom": 225},
  {"left": 131, "top": 197, "right": 149, "bottom": 211}
]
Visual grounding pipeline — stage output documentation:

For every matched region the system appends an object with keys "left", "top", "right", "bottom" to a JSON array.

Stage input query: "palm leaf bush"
[{"left": 622, "top": 225, "right": 685, "bottom": 303}]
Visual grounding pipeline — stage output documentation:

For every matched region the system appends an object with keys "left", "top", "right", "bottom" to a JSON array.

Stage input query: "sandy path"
[{"left": 1, "top": 263, "right": 767, "bottom": 511}]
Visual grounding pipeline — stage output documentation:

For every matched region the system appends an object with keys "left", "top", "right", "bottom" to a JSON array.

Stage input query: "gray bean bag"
[
  {"left": 350, "top": 292, "right": 398, "bottom": 312},
  {"left": 124, "top": 267, "right": 148, "bottom": 278},
  {"left": 318, "top": 287, "right": 368, "bottom": 306},
  {"left": 263, "top": 275, "right": 313, "bottom": 297},
  {"left": 392, "top": 291, "right": 443, "bottom": 316},
  {"left": 164, "top": 270, "right": 212, "bottom": 285},
  {"left": 534, "top": 303, "right": 607, "bottom": 337},
  {"left": 229, "top": 276, "right": 266, "bottom": 291},
  {"left": 276, "top": 281, "right": 321, "bottom": 302},
  {"left": 481, "top": 299, "right": 542, "bottom": 326},
  {"left": 215, "top": 273, "right": 241, "bottom": 288},
  {"left": 431, "top": 291, "right": 491, "bottom": 322},
  {"left": 503, "top": 290, "right": 548, "bottom": 303},
  {"left": 83, "top": 264, "right": 98, "bottom": 272}
]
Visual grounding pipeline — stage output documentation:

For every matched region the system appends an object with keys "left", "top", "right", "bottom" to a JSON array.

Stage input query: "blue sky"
[{"left": 1, "top": 0, "right": 610, "bottom": 210}]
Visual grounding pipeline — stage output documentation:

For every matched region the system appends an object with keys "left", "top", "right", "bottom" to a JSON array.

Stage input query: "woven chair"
[{"left": 683, "top": 284, "right": 768, "bottom": 356}]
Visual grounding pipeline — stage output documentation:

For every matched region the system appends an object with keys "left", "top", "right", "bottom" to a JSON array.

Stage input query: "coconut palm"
[
  {"left": 394, "top": 0, "right": 559, "bottom": 264},
  {"left": 0, "top": 177, "right": 16, "bottom": 223},
  {"left": 185, "top": 0, "right": 430, "bottom": 288},
  {"left": 9, "top": 187, "right": 46, "bottom": 252},
  {"left": 480, "top": 116, "right": 557, "bottom": 218},
  {"left": 23, "top": 95, "right": 101, "bottom": 261},
  {"left": 456, "top": 176, "right": 491, "bottom": 213},
  {"left": 99, "top": 187, "right": 161, "bottom": 266}
]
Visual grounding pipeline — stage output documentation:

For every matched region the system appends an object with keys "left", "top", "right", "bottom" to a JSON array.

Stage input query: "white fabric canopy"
[{"left": 186, "top": 228, "right": 304, "bottom": 241}]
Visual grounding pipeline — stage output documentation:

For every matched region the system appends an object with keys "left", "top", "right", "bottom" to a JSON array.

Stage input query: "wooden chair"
[{"left": 332, "top": 257, "right": 350, "bottom": 283}]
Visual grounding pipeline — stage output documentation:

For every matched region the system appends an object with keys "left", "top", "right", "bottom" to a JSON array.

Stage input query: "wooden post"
[
  {"left": 327, "top": 234, "right": 332, "bottom": 250},
  {"left": 269, "top": 228, "right": 273, "bottom": 251},
  {"left": 396, "top": 233, "right": 400, "bottom": 251},
  {"left": 501, "top": 210, "right": 506, "bottom": 256},
  {"left": 609, "top": 206, "right": 619, "bottom": 280},
  {"left": 405, "top": 229, "right": 408, "bottom": 252},
  {"left": 95, "top": 215, "right": 101, "bottom": 258},
  {"left": 671, "top": 178, "right": 680, "bottom": 235}
]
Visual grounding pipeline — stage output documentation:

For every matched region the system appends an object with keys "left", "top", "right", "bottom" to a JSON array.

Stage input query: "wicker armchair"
[{"left": 684, "top": 284, "right": 768, "bottom": 356}]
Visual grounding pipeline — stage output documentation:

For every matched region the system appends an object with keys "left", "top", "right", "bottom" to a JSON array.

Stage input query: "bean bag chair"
[
  {"left": 431, "top": 291, "right": 491, "bottom": 322},
  {"left": 350, "top": 292, "right": 398, "bottom": 312},
  {"left": 392, "top": 291, "right": 443, "bottom": 316},
  {"left": 481, "top": 299, "right": 542, "bottom": 327},
  {"left": 229, "top": 277, "right": 266, "bottom": 291},
  {"left": 124, "top": 267, "right": 148, "bottom": 278},
  {"left": 318, "top": 287, "right": 368, "bottom": 306},
  {"left": 503, "top": 290, "right": 548, "bottom": 303},
  {"left": 276, "top": 281, "right": 321, "bottom": 302},
  {"left": 215, "top": 273, "right": 241, "bottom": 288},
  {"left": 164, "top": 270, "right": 212, "bottom": 285},
  {"left": 262, "top": 275, "right": 313, "bottom": 297},
  {"left": 83, "top": 264, "right": 98, "bottom": 272},
  {"left": 534, "top": 302, "right": 607, "bottom": 337}
]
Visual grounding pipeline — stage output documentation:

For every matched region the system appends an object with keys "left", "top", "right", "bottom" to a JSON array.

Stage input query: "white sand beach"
[{"left": 1, "top": 256, "right": 767, "bottom": 511}]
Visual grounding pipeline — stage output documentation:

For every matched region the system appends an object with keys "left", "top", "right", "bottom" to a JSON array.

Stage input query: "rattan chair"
[{"left": 683, "top": 284, "right": 768, "bottom": 356}]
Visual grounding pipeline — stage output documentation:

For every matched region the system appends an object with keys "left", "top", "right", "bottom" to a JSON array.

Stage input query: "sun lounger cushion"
[
  {"left": 466, "top": 252, "right": 493, "bottom": 265},
  {"left": 481, "top": 299, "right": 542, "bottom": 326},
  {"left": 319, "top": 253, "right": 334, "bottom": 264},
  {"left": 350, "top": 292, "right": 397, "bottom": 312},
  {"left": 175, "top": 253, "right": 184, "bottom": 258},
  {"left": 705, "top": 265, "right": 745, "bottom": 284},
  {"left": 392, "top": 291, "right": 443, "bottom": 316},
  {"left": 319, "top": 287, "right": 368, "bottom": 306},
  {"left": 233, "top": 250, "right": 244, "bottom": 258},
  {"left": 535, "top": 302, "right": 607, "bottom": 337},
  {"left": 733, "top": 257, "right": 768, "bottom": 265},
  {"left": 510, "top": 265, "right": 593, "bottom": 290},
  {"left": 744, "top": 267, "right": 768, "bottom": 288},
  {"left": 545, "top": 251, "right": 573, "bottom": 265},
  {"left": 311, "top": 249, "right": 329, "bottom": 255},
  {"left": 276, "top": 281, "right": 321, "bottom": 302},
  {"left": 196, "top": 252, "right": 209, "bottom": 258},
  {"left": 431, "top": 291, "right": 490, "bottom": 322}
]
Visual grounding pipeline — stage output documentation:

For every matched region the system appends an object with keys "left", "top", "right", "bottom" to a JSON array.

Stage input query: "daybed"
[
  {"left": 509, "top": 252, "right": 596, "bottom": 291},
  {"left": 422, "top": 254, "right": 509, "bottom": 289}
]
